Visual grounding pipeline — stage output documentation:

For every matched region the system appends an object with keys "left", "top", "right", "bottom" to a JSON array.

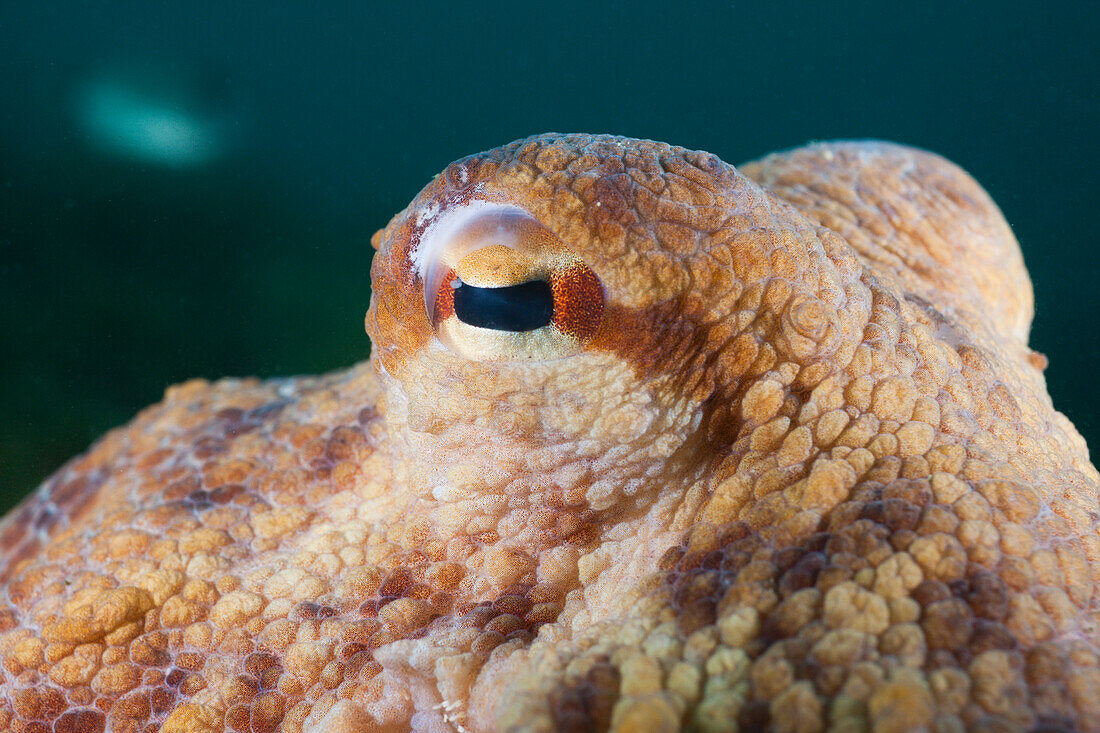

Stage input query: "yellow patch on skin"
[
  {"left": 208, "top": 590, "right": 264, "bottom": 629},
  {"left": 42, "top": 586, "right": 154, "bottom": 644},
  {"left": 47, "top": 645, "right": 101, "bottom": 687},
  {"left": 824, "top": 582, "right": 890, "bottom": 634},
  {"left": 160, "top": 704, "right": 223, "bottom": 733},
  {"left": 0, "top": 134, "right": 1097, "bottom": 731},
  {"left": 868, "top": 675, "right": 935, "bottom": 733}
]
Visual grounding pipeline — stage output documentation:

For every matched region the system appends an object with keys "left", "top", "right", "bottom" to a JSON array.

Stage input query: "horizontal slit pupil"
[{"left": 453, "top": 279, "right": 553, "bottom": 332}]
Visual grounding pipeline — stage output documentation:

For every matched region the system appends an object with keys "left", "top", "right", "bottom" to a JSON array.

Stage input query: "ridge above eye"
[{"left": 452, "top": 278, "right": 554, "bottom": 332}]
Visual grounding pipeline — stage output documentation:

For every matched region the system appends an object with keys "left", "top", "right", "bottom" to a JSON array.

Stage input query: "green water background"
[{"left": 0, "top": 1, "right": 1096, "bottom": 510}]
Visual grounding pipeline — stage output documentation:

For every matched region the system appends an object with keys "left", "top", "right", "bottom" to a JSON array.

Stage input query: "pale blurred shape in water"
[{"left": 73, "top": 67, "right": 232, "bottom": 167}]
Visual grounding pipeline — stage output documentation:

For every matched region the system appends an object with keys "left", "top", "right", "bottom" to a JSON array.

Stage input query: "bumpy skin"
[{"left": 0, "top": 134, "right": 1097, "bottom": 733}]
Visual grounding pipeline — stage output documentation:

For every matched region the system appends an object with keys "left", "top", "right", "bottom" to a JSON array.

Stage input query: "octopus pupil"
[{"left": 453, "top": 279, "right": 553, "bottom": 332}]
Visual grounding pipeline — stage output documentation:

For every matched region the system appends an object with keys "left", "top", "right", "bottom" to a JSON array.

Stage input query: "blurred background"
[{"left": 0, "top": 1, "right": 1096, "bottom": 511}]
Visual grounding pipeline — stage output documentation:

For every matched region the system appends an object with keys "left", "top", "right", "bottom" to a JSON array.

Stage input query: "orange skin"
[{"left": 0, "top": 134, "right": 1096, "bottom": 732}]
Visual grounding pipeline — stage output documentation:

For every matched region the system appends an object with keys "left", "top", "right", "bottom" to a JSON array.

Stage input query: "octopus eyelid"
[{"left": 413, "top": 203, "right": 528, "bottom": 283}]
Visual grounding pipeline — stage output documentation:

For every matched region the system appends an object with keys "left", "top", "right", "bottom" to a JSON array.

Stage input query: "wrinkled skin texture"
[{"left": 0, "top": 134, "right": 1097, "bottom": 733}]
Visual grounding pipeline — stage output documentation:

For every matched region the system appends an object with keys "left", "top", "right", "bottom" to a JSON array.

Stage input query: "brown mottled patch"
[
  {"left": 431, "top": 268, "right": 457, "bottom": 324},
  {"left": 549, "top": 658, "right": 620, "bottom": 733},
  {"left": 588, "top": 300, "right": 705, "bottom": 377},
  {"left": 244, "top": 651, "right": 282, "bottom": 690},
  {"left": 48, "top": 470, "right": 105, "bottom": 522},
  {"left": 551, "top": 262, "right": 604, "bottom": 340}
]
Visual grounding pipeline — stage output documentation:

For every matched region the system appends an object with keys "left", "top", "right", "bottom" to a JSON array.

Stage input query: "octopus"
[{"left": 0, "top": 133, "right": 1096, "bottom": 733}]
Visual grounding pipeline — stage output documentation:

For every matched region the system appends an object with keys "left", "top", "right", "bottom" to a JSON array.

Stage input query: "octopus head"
[{"left": 365, "top": 134, "right": 866, "bottom": 518}]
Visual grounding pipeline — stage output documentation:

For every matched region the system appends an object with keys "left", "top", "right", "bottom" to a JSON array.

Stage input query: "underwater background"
[{"left": 0, "top": 1, "right": 1096, "bottom": 510}]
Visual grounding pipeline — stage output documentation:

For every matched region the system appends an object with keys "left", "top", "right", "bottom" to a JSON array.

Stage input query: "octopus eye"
[{"left": 419, "top": 205, "right": 604, "bottom": 361}]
